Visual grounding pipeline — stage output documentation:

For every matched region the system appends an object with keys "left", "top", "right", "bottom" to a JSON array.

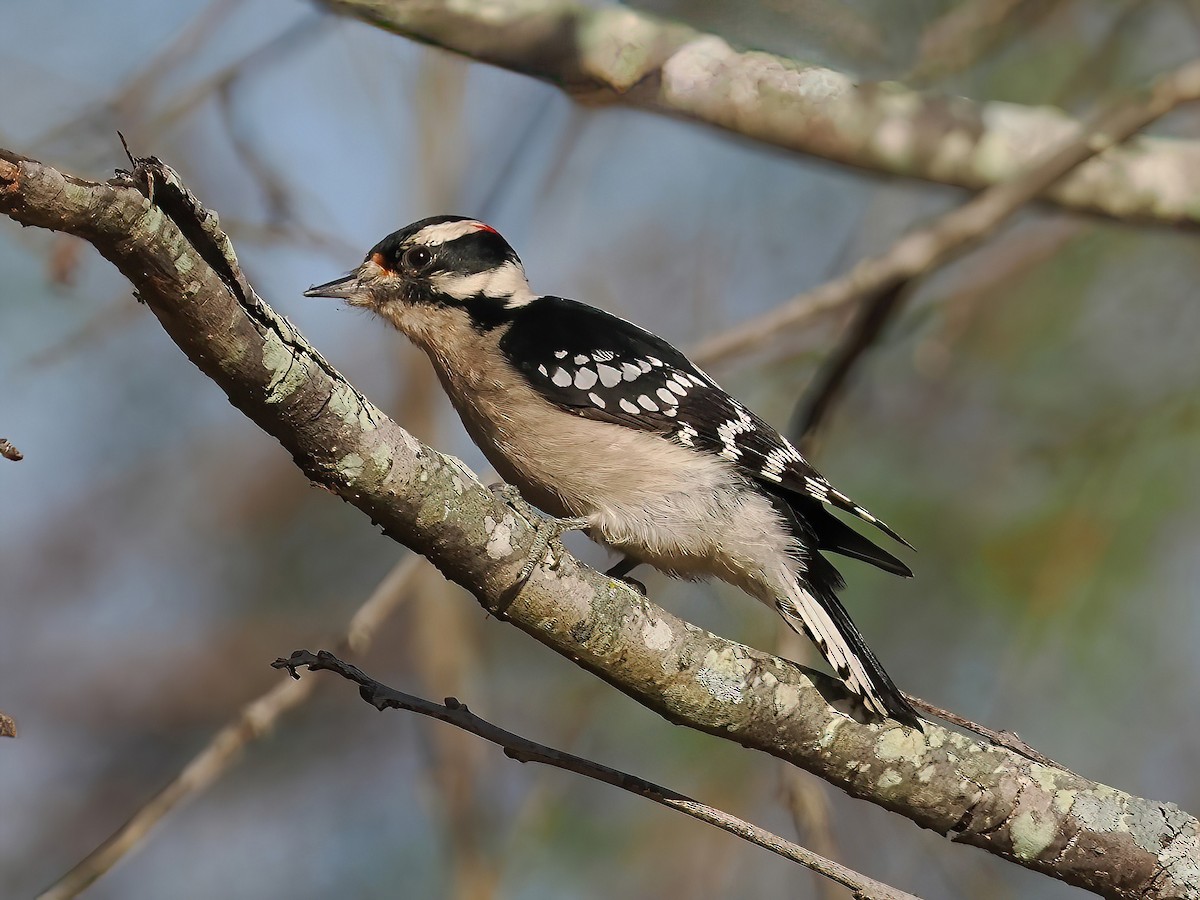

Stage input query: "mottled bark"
[
  {"left": 2, "top": 149, "right": 1198, "bottom": 898},
  {"left": 321, "top": 0, "right": 1200, "bottom": 227}
]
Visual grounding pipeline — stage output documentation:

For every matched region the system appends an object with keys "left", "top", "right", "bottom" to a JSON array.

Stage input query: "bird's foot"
[
  {"left": 518, "top": 514, "right": 591, "bottom": 585},
  {"left": 488, "top": 481, "right": 525, "bottom": 508},
  {"left": 605, "top": 557, "right": 646, "bottom": 595},
  {"left": 491, "top": 503, "right": 590, "bottom": 616}
]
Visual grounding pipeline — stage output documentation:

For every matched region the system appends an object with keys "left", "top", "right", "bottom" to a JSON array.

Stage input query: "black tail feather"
[{"left": 809, "top": 503, "right": 912, "bottom": 577}]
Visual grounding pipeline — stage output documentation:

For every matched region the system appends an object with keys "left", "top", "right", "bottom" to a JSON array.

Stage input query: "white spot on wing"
[
  {"left": 760, "top": 446, "right": 797, "bottom": 484},
  {"left": 574, "top": 355, "right": 589, "bottom": 365},
  {"left": 537, "top": 364, "right": 548, "bottom": 377},
  {"left": 596, "top": 364, "right": 622, "bottom": 387},
  {"left": 588, "top": 392, "right": 606, "bottom": 408},
  {"left": 552, "top": 368, "right": 572, "bottom": 387},
  {"left": 574, "top": 368, "right": 598, "bottom": 390},
  {"left": 555, "top": 350, "right": 568, "bottom": 359},
  {"left": 637, "top": 394, "right": 659, "bottom": 411},
  {"left": 804, "top": 476, "right": 830, "bottom": 501},
  {"left": 619, "top": 398, "right": 640, "bottom": 414},
  {"left": 716, "top": 406, "right": 755, "bottom": 461},
  {"left": 656, "top": 387, "right": 676, "bottom": 405},
  {"left": 621, "top": 362, "right": 641, "bottom": 381}
]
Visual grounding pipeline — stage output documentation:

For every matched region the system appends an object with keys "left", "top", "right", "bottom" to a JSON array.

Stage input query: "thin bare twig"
[
  {"left": 275, "top": 650, "right": 921, "bottom": 900},
  {"left": 692, "top": 55, "right": 1200, "bottom": 368},
  {"left": 36, "top": 555, "right": 422, "bottom": 900},
  {"left": 32, "top": 0, "right": 243, "bottom": 153},
  {"left": 790, "top": 280, "right": 911, "bottom": 447}
]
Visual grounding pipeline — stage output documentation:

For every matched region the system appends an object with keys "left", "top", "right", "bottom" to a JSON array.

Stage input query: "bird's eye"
[{"left": 404, "top": 246, "right": 433, "bottom": 272}]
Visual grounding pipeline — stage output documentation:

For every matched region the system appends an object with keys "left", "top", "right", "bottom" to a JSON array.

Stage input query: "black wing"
[{"left": 500, "top": 297, "right": 911, "bottom": 572}]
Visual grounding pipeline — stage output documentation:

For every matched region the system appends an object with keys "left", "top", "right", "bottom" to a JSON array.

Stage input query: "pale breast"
[{"left": 398, "top": 308, "right": 801, "bottom": 591}]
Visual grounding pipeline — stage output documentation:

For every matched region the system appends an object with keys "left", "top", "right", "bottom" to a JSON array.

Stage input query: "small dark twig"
[
  {"left": 791, "top": 280, "right": 911, "bottom": 447},
  {"left": 274, "top": 649, "right": 920, "bottom": 900},
  {"left": 904, "top": 694, "right": 1067, "bottom": 771},
  {"left": 0, "top": 438, "right": 24, "bottom": 461}
]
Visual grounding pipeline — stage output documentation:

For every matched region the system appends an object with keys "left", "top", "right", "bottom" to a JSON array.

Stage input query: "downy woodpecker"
[{"left": 306, "top": 216, "right": 919, "bottom": 727}]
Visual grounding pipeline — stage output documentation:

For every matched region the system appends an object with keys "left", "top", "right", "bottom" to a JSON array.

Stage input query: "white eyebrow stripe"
[{"left": 411, "top": 220, "right": 487, "bottom": 245}]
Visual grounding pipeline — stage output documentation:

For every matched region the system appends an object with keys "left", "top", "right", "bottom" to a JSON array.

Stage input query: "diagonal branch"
[
  {"left": 692, "top": 54, "right": 1200, "bottom": 367},
  {"left": 2, "top": 148, "right": 1197, "bottom": 898},
  {"left": 276, "top": 649, "right": 919, "bottom": 900},
  {"left": 320, "top": 0, "right": 1200, "bottom": 228}
]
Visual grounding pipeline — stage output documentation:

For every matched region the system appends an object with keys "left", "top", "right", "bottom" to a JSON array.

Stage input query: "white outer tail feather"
[{"left": 776, "top": 574, "right": 890, "bottom": 719}]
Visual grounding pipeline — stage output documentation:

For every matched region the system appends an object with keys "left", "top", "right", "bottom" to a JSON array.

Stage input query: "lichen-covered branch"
[
  {"left": 2, "top": 148, "right": 1198, "bottom": 898},
  {"left": 319, "top": 0, "right": 1200, "bottom": 227}
]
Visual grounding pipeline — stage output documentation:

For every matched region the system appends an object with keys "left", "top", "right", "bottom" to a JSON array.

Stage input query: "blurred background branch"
[
  {"left": 691, "top": 54, "right": 1200, "bottom": 369},
  {"left": 35, "top": 555, "right": 422, "bottom": 900},
  {"left": 322, "top": 0, "right": 1200, "bottom": 226}
]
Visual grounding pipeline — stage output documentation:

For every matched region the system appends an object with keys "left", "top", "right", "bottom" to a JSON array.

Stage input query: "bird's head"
[{"left": 304, "top": 216, "right": 536, "bottom": 332}]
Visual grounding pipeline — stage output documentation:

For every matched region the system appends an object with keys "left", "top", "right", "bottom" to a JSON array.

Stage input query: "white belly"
[{"left": 431, "top": 352, "right": 801, "bottom": 593}]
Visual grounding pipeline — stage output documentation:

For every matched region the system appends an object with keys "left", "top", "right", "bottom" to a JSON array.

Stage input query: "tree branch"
[
  {"left": 275, "top": 649, "right": 919, "bottom": 900},
  {"left": 320, "top": 0, "right": 1200, "bottom": 227},
  {"left": 691, "top": 55, "right": 1200, "bottom": 367},
  {"left": 3, "top": 148, "right": 1197, "bottom": 898}
]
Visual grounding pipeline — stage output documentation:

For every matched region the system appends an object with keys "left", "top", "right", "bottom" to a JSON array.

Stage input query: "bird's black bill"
[{"left": 303, "top": 273, "right": 358, "bottom": 300}]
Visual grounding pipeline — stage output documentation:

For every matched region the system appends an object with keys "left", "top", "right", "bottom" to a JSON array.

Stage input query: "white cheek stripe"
[
  {"left": 428, "top": 261, "right": 537, "bottom": 306},
  {"left": 411, "top": 220, "right": 488, "bottom": 246}
]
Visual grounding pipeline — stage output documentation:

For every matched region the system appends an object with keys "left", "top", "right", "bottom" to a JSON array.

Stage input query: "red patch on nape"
[
  {"left": 473, "top": 222, "right": 499, "bottom": 235},
  {"left": 370, "top": 251, "right": 393, "bottom": 273}
]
